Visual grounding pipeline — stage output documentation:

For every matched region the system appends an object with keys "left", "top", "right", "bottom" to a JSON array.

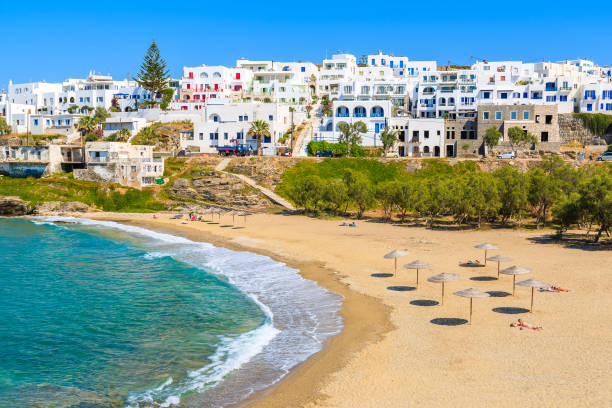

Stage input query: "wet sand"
[{"left": 85, "top": 212, "right": 611, "bottom": 408}]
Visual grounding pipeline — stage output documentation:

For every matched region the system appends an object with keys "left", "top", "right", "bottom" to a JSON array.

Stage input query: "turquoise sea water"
[{"left": 0, "top": 217, "right": 342, "bottom": 408}]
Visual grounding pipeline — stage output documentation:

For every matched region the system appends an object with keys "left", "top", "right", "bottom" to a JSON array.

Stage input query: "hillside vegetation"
[
  {"left": 0, "top": 176, "right": 166, "bottom": 212},
  {"left": 276, "top": 157, "right": 611, "bottom": 241}
]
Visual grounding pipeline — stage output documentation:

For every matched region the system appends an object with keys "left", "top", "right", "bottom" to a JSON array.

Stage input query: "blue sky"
[{"left": 1, "top": 0, "right": 610, "bottom": 85}]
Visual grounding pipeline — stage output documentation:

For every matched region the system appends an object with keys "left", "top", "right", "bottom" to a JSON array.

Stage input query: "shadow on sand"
[
  {"left": 470, "top": 276, "right": 497, "bottom": 281},
  {"left": 371, "top": 273, "right": 394, "bottom": 278},
  {"left": 430, "top": 318, "right": 468, "bottom": 326},
  {"left": 410, "top": 299, "right": 439, "bottom": 307},
  {"left": 487, "top": 291, "right": 512, "bottom": 298},
  {"left": 387, "top": 286, "right": 416, "bottom": 292},
  {"left": 492, "top": 307, "right": 530, "bottom": 314}
]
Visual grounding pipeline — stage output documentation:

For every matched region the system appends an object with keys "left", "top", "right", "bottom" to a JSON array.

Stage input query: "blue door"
[{"left": 375, "top": 123, "right": 380, "bottom": 133}]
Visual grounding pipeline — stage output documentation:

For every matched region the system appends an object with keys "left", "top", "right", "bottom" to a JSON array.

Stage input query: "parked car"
[
  {"left": 315, "top": 150, "right": 334, "bottom": 157},
  {"left": 497, "top": 152, "right": 516, "bottom": 159},
  {"left": 596, "top": 151, "right": 612, "bottom": 161}
]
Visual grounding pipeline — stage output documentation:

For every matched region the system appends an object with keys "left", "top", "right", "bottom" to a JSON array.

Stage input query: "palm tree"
[
  {"left": 247, "top": 120, "right": 271, "bottom": 156},
  {"left": 78, "top": 116, "right": 97, "bottom": 146},
  {"left": 338, "top": 121, "right": 367, "bottom": 157},
  {"left": 118, "top": 128, "right": 131, "bottom": 142},
  {"left": 380, "top": 126, "right": 399, "bottom": 156}
]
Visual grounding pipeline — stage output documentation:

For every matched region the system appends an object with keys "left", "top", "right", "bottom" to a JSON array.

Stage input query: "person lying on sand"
[
  {"left": 510, "top": 319, "right": 543, "bottom": 331},
  {"left": 540, "top": 286, "right": 570, "bottom": 293},
  {"left": 339, "top": 222, "right": 348, "bottom": 226},
  {"left": 349, "top": 222, "right": 357, "bottom": 227}
]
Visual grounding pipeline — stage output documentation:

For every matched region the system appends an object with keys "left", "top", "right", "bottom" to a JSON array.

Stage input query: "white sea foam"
[{"left": 32, "top": 216, "right": 344, "bottom": 408}]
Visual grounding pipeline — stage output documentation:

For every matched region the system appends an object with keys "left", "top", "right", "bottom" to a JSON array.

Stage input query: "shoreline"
[
  {"left": 85, "top": 213, "right": 393, "bottom": 408},
  {"left": 36, "top": 211, "right": 611, "bottom": 407}
]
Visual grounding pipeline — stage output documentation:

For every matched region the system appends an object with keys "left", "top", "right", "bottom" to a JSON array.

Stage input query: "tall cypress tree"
[{"left": 136, "top": 41, "right": 170, "bottom": 99}]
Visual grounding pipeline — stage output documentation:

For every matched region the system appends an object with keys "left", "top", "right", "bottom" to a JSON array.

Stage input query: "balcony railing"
[
  {"left": 354, "top": 113, "right": 366, "bottom": 117},
  {"left": 371, "top": 113, "right": 384, "bottom": 117},
  {"left": 337, "top": 113, "right": 349, "bottom": 117}
]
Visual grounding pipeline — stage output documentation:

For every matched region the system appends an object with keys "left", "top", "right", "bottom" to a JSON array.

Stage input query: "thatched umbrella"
[
  {"left": 427, "top": 273, "right": 459, "bottom": 305},
  {"left": 403, "top": 260, "right": 432, "bottom": 286},
  {"left": 226, "top": 210, "right": 238, "bottom": 225},
  {"left": 202, "top": 208, "right": 214, "bottom": 221},
  {"left": 383, "top": 249, "right": 409, "bottom": 277},
  {"left": 239, "top": 211, "right": 252, "bottom": 224},
  {"left": 500, "top": 265, "right": 531, "bottom": 296},
  {"left": 486, "top": 254, "right": 513, "bottom": 278},
  {"left": 474, "top": 243, "right": 499, "bottom": 265},
  {"left": 516, "top": 278, "right": 550, "bottom": 312},
  {"left": 453, "top": 288, "right": 490, "bottom": 324}
]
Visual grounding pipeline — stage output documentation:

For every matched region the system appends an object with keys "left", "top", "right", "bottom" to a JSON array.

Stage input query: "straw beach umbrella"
[
  {"left": 500, "top": 265, "right": 531, "bottom": 296},
  {"left": 238, "top": 211, "right": 251, "bottom": 224},
  {"left": 453, "top": 288, "right": 490, "bottom": 324},
  {"left": 403, "top": 260, "right": 433, "bottom": 286},
  {"left": 516, "top": 278, "right": 550, "bottom": 312},
  {"left": 474, "top": 243, "right": 499, "bottom": 265},
  {"left": 384, "top": 249, "right": 409, "bottom": 277},
  {"left": 427, "top": 273, "right": 459, "bottom": 305},
  {"left": 486, "top": 254, "right": 513, "bottom": 278}
]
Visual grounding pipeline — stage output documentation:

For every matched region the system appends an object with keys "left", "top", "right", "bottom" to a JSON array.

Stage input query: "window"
[
  {"left": 523, "top": 111, "right": 529, "bottom": 120},
  {"left": 545, "top": 115, "right": 553, "bottom": 124},
  {"left": 209, "top": 133, "right": 214, "bottom": 139},
  {"left": 224, "top": 133, "right": 228, "bottom": 140},
  {"left": 412, "top": 130, "right": 419, "bottom": 140},
  {"left": 301, "top": 67, "right": 305, "bottom": 72},
  {"left": 495, "top": 111, "right": 502, "bottom": 120},
  {"left": 511, "top": 111, "right": 517, "bottom": 120},
  {"left": 535, "top": 115, "right": 541, "bottom": 123},
  {"left": 541, "top": 132, "right": 549, "bottom": 142},
  {"left": 199, "top": 133, "right": 204, "bottom": 140},
  {"left": 587, "top": 104, "right": 593, "bottom": 112},
  {"left": 424, "top": 131, "right": 429, "bottom": 138},
  {"left": 500, "top": 92, "right": 508, "bottom": 99},
  {"left": 483, "top": 111, "right": 490, "bottom": 120},
  {"left": 483, "top": 91, "right": 491, "bottom": 99},
  {"left": 243, "top": 115, "right": 248, "bottom": 121},
  {"left": 269, "top": 115, "right": 273, "bottom": 121},
  {"left": 560, "top": 95, "right": 568, "bottom": 102},
  {"left": 34, "top": 119, "right": 38, "bottom": 126},
  {"left": 238, "top": 116, "right": 243, "bottom": 121}
]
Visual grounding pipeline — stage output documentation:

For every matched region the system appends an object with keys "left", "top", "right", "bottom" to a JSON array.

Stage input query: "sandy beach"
[{"left": 86, "top": 211, "right": 611, "bottom": 408}]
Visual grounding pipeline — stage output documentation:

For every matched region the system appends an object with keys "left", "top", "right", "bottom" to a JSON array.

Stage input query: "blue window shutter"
[
  {"left": 585, "top": 90, "right": 588, "bottom": 99},
  {"left": 371, "top": 59, "right": 375, "bottom": 65},
  {"left": 375, "top": 123, "right": 379, "bottom": 133},
  {"left": 400, "top": 61, "right": 403, "bottom": 68},
  {"left": 390, "top": 61, "right": 394, "bottom": 68}
]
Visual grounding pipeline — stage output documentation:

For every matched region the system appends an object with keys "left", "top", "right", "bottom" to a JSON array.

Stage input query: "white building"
[
  {"left": 76, "top": 142, "right": 164, "bottom": 188},
  {"left": 317, "top": 100, "right": 391, "bottom": 147},
  {"left": 183, "top": 103, "right": 302, "bottom": 155}
]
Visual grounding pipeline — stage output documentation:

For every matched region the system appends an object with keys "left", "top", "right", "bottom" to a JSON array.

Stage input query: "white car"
[
  {"left": 497, "top": 152, "right": 516, "bottom": 159},
  {"left": 596, "top": 152, "right": 612, "bottom": 161}
]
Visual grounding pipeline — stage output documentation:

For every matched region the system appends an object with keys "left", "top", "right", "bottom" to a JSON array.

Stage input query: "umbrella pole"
[
  {"left": 416, "top": 268, "right": 419, "bottom": 286},
  {"left": 513, "top": 275, "right": 516, "bottom": 296},
  {"left": 394, "top": 258, "right": 397, "bottom": 277},
  {"left": 469, "top": 298, "right": 473, "bottom": 324},
  {"left": 441, "top": 282, "right": 445, "bottom": 305},
  {"left": 484, "top": 250, "right": 487, "bottom": 265},
  {"left": 497, "top": 261, "right": 500, "bottom": 278},
  {"left": 530, "top": 287, "right": 534, "bottom": 312}
]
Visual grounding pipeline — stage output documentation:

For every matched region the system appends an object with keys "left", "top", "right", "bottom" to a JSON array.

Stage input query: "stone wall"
[
  {"left": 0, "top": 162, "right": 49, "bottom": 177},
  {"left": 558, "top": 113, "right": 612, "bottom": 144}
]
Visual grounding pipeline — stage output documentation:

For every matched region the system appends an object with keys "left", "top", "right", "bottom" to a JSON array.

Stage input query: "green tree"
[
  {"left": 380, "top": 126, "right": 399, "bottom": 156},
  {"left": 528, "top": 168, "right": 562, "bottom": 228},
  {"left": 507, "top": 126, "right": 537, "bottom": 153},
  {"left": 323, "top": 181, "right": 349, "bottom": 215},
  {"left": 393, "top": 178, "right": 417, "bottom": 222},
  {"left": 376, "top": 180, "right": 399, "bottom": 220},
  {"left": 465, "top": 172, "right": 500, "bottom": 228},
  {"left": 92, "top": 106, "right": 110, "bottom": 124},
  {"left": 136, "top": 41, "right": 170, "bottom": 100},
  {"left": 338, "top": 121, "right": 367, "bottom": 157},
  {"left": 552, "top": 193, "right": 583, "bottom": 239},
  {"left": 0, "top": 117, "right": 11, "bottom": 135},
  {"left": 577, "top": 170, "right": 612, "bottom": 242},
  {"left": 247, "top": 120, "right": 271, "bottom": 156},
  {"left": 78, "top": 116, "right": 97, "bottom": 136},
  {"left": 483, "top": 126, "right": 502, "bottom": 156},
  {"left": 494, "top": 165, "right": 529, "bottom": 225},
  {"left": 160, "top": 88, "right": 175, "bottom": 110},
  {"left": 343, "top": 169, "right": 375, "bottom": 219}
]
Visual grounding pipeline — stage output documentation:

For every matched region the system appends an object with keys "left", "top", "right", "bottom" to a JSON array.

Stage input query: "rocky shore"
[{"left": 0, "top": 196, "right": 90, "bottom": 216}]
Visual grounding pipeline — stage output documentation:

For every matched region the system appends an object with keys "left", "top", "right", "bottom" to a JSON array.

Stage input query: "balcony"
[
  {"left": 354, "top": 113, "right": 366, "bottom": 118},
  {"left": 337, "top": 113, "right": 349, "bottom": 117}
]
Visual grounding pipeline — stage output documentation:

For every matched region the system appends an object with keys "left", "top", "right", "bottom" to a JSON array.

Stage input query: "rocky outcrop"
[
  {"left": 0, "top": 196, "right": 33, "bottom": 215},
  {"left": 226, "top": 157, "right": 303, "bottom": 190},
  {"left": 165, "top": 172, "right": 270, "bottom": 209},
  {"left": 34, "top": 201, "right": 90, "bottom": 215}
]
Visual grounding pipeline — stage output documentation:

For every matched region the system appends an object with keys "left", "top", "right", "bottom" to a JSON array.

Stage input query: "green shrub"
[{"left": 573, "top": 113, "right": 612, "bottom": 137}]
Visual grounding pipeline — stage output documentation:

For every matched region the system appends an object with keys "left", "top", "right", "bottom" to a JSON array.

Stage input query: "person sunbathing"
[{"left": 510, "top": 319, "right": 543, "bottom": 331}]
